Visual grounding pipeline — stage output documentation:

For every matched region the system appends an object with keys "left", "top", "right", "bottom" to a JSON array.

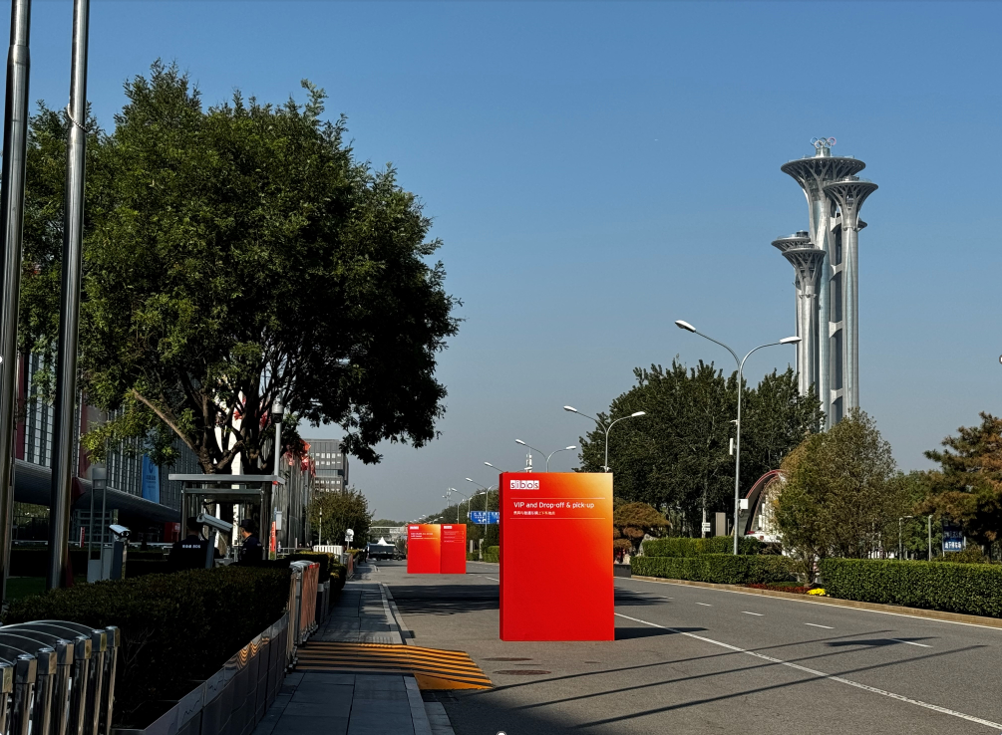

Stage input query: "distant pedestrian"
[
  {"left": 238, "top": 519, "right": 263, "bottom": 565},
  {"left": 168, "top": 517, "right": 210, "bottom": 571}
]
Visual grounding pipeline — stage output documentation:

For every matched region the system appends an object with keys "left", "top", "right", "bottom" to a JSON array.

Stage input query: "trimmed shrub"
[
  {"left": 3, "top": 565, "right": 291, "bottom": 727},
  {"left": 819, "top": 558, "right": 1002, "bottom": 618},
  {"left": 631, "top": 554, "right": 794, "bottom": 584},
  {"left": 642, "top": 536, "right": 762, "bottom": 558},
  {"left": 484, "top": 546, "right": 500, "bottom": 563}
]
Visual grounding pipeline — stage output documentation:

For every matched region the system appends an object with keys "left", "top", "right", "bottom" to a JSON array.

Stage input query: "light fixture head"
[
  {"left": 515, "top": 439, "right": 527, "bottom": 446},
  {"left": 675, "top": 320, "right": 696, "bottom": 332},
  {"left": 779, "top": 336, "right": 802, "bottom": 345},
  {"left": 465, "top": 477, "right": 474, "bottom": 482},
  {"left": 563, "top": 405, "right": 578, "bottom": 413},
  {"left": 566, "top": 445, "right": 577, "bottom": 450},
  {"left": 631, "top": 411, "right": 646, "bottom": 417}
]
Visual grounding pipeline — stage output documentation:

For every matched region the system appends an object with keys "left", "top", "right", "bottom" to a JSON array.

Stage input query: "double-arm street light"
[
  {"left": 563, "top": 406, "right": 645, "bottom": 472},
  {"left": 675, "top": 320, "right": 800, "bottom": 555},
  {"left": 514, "top": 439, "right": 577, "bottom": 472},
  {"left": 450, "top": 488, "right": 471, "bottom": 523},
  {"left": 465, "top": 478, "right": 496, "bottom": 511}
]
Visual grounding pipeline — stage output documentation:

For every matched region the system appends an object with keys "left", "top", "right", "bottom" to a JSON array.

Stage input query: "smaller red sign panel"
[
  {"left": 440, "top": 524, "right": 467, "bottom": 574},
  {"left": 407, "top": 524, "right": 442, "bottom": 574}
]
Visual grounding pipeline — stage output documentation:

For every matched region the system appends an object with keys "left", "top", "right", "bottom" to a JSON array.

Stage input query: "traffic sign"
[{"left": 469, "top": 511, "right": 500, "bottom": 525}]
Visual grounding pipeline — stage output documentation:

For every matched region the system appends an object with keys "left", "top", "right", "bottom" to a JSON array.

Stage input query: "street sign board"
[
  {"left": 943, "top": 526, "right": 964, "bottom": 552},
  {"left": 469, "top": 511, "right": 500, "bottom": 525},
  {"left": 701, "top": 522, "right": 712, "bottom": 532},
  {"left": 500, "top": 472, "right": 613, "bottom": 641}
]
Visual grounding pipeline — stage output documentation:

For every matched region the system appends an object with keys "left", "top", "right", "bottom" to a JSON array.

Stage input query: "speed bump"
[{"left": 296, "top": 642, "right": 492, "bottom": 690}]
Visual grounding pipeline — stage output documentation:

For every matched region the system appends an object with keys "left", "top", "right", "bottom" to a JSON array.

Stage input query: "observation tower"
[
  {"left": 772, "top": 232, "right": 823, "bottom": 397},
  {"left": 777, "top": 138, "right": 877, "bottom": 427}
]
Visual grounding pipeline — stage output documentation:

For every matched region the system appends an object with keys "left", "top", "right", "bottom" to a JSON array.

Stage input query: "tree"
[
  {"left": 774, "top": 410, "right": 904, "bottom": 581},
  {"left": 921, "top": 412, "right": 1002, "bottom": 552},
  {"left": 309, "top": 488, "right": 371, "bottom": 547},
  {"left": 577, "top": 362, "right": 820, "bottom": 534},
  {"left": 22, "top": 62, "right": 459, "bottom": 474},
  {"left": 613, "top": 501, "right": 668, "bottom": 555}
]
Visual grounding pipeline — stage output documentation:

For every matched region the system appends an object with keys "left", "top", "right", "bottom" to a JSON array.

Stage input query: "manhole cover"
[
  {"left": 494, "top": 669, "right": 551, "bottom": 675},
  {"left": 483, "top": 657, "right": 533, "bottom": 662}
]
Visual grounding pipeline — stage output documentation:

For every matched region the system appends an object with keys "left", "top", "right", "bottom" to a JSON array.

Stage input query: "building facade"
[
  {"left": 306, "top": 438, "right": 349, "bottom": 492},
  {"left": 778, "top": 138, "right": 877, "bottom": 427}
]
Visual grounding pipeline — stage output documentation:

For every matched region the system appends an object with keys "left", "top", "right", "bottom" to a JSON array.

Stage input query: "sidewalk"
[{"left": 251, "top": 566, "right": 456, "bottom": 735}]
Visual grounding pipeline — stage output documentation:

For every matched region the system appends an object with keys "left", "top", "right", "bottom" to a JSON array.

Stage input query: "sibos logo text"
[{"left": 510, "top": 480, "right": 540, "bottom": 490}]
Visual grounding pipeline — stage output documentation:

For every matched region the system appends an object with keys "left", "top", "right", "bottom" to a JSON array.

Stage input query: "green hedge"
[
  {"left": 3, "top": 565, "right": 291, "bottom": 728},
  {"left": 631, "top": 554, "right": 794, "bottom": 584},
  {"left": 484, "top": 546, "right": 500, "bottom": 563},
  {"left": 642, "top": 536, "right": 762, "bottom": 557},
  {"left": 819, "top": 558, "right": 1002, "bottom": 618}
]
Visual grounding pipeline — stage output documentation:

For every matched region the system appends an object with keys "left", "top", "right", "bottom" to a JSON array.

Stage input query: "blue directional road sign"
[{"left": 469, "top": 511, "right": 500, "bottom": 525}]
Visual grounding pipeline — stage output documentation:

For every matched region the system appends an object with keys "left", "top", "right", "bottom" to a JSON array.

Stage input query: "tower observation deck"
[{"left": 777, "top": 138, "right": 877, "bottom": 427}]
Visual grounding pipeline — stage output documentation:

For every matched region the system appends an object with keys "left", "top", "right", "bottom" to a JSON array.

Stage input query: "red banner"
[
  {"left": 500, "top": 472, "right": 613, "bottom": 641},
  {"left": 407, "top": 524, "right": 442, "bottom": 574},
  {"left": 440, "top": 524, "right": 467, "bottom": 574}
]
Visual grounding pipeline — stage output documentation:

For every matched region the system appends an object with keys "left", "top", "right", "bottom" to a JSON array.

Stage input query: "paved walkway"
[{"left": 252, "top": 568, "right": 456, "bottom": 735}]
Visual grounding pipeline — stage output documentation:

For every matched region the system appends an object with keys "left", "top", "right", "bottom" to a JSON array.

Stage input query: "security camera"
[
  {"left": 196, "top": 513, "right": 234, "bottom": 535},
  {"left": 108, "top": 524, "right": 130, "bottom": 539}
]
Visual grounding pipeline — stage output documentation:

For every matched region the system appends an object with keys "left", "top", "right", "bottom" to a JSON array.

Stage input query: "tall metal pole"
[
  {"left": 675, "top": 321, "right": 798, "bottom": 554},
  {"left": 0, "top": 0, "right": 32, "bottom": 601},
  {"left": 47, "top": 0, "right": 90, "bottom": 590}
]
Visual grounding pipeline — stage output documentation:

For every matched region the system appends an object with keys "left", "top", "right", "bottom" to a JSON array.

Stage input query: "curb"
[
  {"left": 374, "top": 582, "right": 433, "bottom": 735},
  {"left": 629, "top": 575, "right": 1002, "bottom": 630}
]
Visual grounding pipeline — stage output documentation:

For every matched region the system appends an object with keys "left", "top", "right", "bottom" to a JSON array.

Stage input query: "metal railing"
[{"left": 0, "top": 620, "right": 118, "bottom": 735}]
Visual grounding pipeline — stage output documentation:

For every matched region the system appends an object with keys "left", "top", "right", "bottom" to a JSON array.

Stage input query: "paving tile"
[
  {"left": 270, "top": 714, "right": 349, "bottom": 735},
  {"left": 354, "top": 674, "right": 406, "bottom": 690}
]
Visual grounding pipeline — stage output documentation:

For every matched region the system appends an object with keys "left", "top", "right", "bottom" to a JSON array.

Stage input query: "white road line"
[
  {"left": 888, "top": 638, "right": 931, "bottom": 648},
  {"left": 485, "top": 576, "right": 500, "bottom": 582},
  {"left": 805, "top": 623, "right": 834, "bottom": 630},
  {"left": 696, "top": 602, "right": 712, "bottom": 607},
  {"left": 742, "top": 611, "right": 764, "bottom": 617},
  {"left": 614, "top": 612, "right": 1002, "bottom": 730}
]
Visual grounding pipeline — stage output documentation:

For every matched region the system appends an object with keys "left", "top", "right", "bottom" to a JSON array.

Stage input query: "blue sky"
[{"left": 12, "top": 1, "right": 1002, "bottom": 521}]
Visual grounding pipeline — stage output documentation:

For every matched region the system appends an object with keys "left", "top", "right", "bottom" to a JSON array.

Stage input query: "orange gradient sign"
[
  {"left": 440, "top": 524, "right": 468, "bottom": 574},
  {"left": 500, "top": 472, "right": 613, "bottom": 640},
  {"left": 407, "top": 524, "right": 442, "bottom": 574}
]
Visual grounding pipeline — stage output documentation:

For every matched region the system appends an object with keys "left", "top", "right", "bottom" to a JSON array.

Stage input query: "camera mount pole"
[
  {"left": 47, "top": 0, "right": 90, "bottom": 589},
  {"left": 0, "top": 0, "right": 32, "bottom": 601}
]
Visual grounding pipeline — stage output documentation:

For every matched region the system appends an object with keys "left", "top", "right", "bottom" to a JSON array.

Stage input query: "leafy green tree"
[
  {"left": 309, "top": 487, "right": 371, "bottom": 547},
  {"left": 22, "top": 62, "right": 458, "bottom": 474},
  {"left": 577, "top": 362, "right": 819, "bottom": 534},
  {"left": 774, "top": 410, "right": 904, "bottom": 581},
  {"left": 921, "top": 412, "right": 1002, "bottom": 551}
]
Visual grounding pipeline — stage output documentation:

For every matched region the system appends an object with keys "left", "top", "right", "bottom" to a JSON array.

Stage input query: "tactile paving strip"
[{"left": 296, "top": 642, "right": 493, "bottom": 690}]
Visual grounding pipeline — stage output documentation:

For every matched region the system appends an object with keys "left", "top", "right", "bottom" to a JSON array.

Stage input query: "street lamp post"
[
  {"left": 899, "top": 515, "right": 914, "bottom": 559},
  {"left": 465, "top": 479, "right": 495, "bottom": 511},
  {"left": 514, "top": 440, "right": 578, "bottom": 472},
  {"left": 675, "top": 320, "right": 800, "bottom": 555},
  {"left": 563, "top": 407, "right": 645, "bottom": 472},
  {"left": 450, "top": 488, "right": 471, "bottom": 523}
]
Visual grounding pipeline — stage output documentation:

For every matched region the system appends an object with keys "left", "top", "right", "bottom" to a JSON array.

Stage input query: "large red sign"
[
  {"left": 407, "top": 524, "right": 442, "bottom": 574},
  {"left": 440, "top": 524, "right": 467, "bottom": 574},
  {"left": 500, "top": 472, "right": 613, "bottom": 641}
]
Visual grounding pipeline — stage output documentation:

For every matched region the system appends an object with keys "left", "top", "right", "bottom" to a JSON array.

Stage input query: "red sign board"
[
  {"left": 407, "top": 524, "right": 442, "bottom": 574},
  {"left": 500, "top": 472, "right": 613, "bottom": 641},
  {"left": 440, "top": 524, "right": 467, "bottom": 574}
]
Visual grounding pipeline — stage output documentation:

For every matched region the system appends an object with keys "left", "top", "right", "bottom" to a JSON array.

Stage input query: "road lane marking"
[
  {"left": 805, "top": 623, "right": 834, "bottom": 630},
  {"left": 742, "top": 611, "right": 764, "bottom": 617},
  {"left": 614, "top": 612, "right": 1002, "bottom": 730},
  {"left": 485, "top": 576, "right": 500, "bottom": 582},
  {"left": 888, "top": 638, "right": 931, "bottom": 648},
  {"left": 696, "top": 602, "right": 712, "bottom": 607}
]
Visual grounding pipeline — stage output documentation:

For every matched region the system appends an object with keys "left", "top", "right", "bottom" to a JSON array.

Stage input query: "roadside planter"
[{"left": 113, "top": 614, "right": 289, "bottom": 735}]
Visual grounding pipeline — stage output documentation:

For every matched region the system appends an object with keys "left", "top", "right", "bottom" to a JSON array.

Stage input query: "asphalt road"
[{"left": 374, "top": 560, "right": 1002, "bottom": 735}]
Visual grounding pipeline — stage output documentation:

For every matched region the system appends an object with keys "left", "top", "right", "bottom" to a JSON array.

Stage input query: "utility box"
[{"left": 714, "top": 512, "right": 727, "bottom": 538}]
